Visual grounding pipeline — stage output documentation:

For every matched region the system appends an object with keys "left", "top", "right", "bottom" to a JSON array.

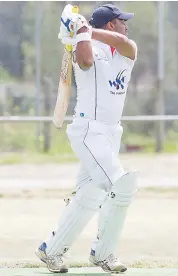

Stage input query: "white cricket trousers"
[{"left": 67, "top": 118, "right": 124, "bottom": 192}]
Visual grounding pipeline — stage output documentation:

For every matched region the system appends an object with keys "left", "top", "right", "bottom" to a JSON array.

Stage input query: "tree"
[{"left": 0, "top": 2, "right": 25, "bottom": 78}]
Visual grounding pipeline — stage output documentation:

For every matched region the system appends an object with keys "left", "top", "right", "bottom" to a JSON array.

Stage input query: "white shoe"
[
  {"left": 89, "top": 250, "right": 127, "bottom": 273},
  {"left": 35, "top": 242, "right": 68, "bottom": 273},
  {"left": 46, "top": 254, "right": 68, "bottom": 273}
]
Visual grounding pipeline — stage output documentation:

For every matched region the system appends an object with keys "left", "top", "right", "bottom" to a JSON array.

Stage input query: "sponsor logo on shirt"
[{"left": 109, "top": 69, "right": 126, "bottom": 92}]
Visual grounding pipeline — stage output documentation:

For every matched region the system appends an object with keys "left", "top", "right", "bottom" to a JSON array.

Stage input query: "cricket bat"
[{"left": 52, "top": 5, "right": 79, "bottom": 129}]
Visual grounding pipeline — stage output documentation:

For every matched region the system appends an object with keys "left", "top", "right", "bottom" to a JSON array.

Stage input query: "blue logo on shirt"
[{"left": 109, "top": 70, "right": 126, "bottom": 90}]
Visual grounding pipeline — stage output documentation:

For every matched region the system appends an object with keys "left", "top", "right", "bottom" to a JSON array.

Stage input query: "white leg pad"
[
  {"left": 94, "top": 171, "right": 137, "bottom": 261},
  {"left": 46, "top": 183, "right": 104, "bottom": 256},
  {"left": 91, "top": 193, "right": 109, "bottom": 251}
]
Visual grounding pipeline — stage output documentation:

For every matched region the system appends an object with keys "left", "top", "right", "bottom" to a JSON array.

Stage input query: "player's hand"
[
  {"left": 58, "top": 5, "right": 77, "bottom": 39},
  {"left": 58, "top": 6, "right": 90, "bottom": 45},
  {"left": 60, "top": 15, "right": 91, "bottom": 45}
]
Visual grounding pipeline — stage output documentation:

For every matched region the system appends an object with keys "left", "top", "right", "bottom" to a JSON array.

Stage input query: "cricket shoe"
[
  {"left": 89, "top": 249, "right": 127, "bottom": 273},
  {"left": 35, "top": 242, "right": 68, "bottom": 273},
  {"left": 35, "top": 242, "right": 47, "bottom": 264},
  {"left": 35, "top": 231, "right": 57, "bottom": 263}
]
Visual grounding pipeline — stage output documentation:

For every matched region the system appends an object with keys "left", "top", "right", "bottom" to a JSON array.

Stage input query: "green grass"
[
  {"left": 0, "top": 122, "right": 178, "bottom": 164},
  {"left": 0, "top": 153, "right": 77, "bottom": 165},
  {"left": 0, "top": 122, "right": 73, "bottom": 153},
  {"left": 0, "top": 122, "right": 78, "bottom": 164},
  {"left": 123, "top": 132, "right": 178, "bottom": 153}
]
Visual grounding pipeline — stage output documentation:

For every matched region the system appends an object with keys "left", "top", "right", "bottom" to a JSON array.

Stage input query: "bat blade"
[
  {"left": 52, "top": 48, "right": 72, "bottom": 129},
  {"left": 52, "top": 5, "right": 79, "bottom": 129}
]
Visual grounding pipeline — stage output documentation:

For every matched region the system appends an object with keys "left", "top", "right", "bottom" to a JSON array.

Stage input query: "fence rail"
[{"left": 1, "top": 115, "right": 178, "bottom": 122}]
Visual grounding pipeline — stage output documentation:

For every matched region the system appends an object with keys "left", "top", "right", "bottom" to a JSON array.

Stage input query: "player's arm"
[
  {"left": 75, "top": 26, "right": 94, "bottom": 70},
  {"left": 92, "top": 28, "right": 137, "bottom": 60}
]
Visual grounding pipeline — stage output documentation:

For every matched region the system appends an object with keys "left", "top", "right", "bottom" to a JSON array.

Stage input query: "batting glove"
[
  {"left": 58, "top": 6, "right": 90, "bottom": 45},
  {"left": 61, "top": 16, "right": 91, "bottom": 45}
]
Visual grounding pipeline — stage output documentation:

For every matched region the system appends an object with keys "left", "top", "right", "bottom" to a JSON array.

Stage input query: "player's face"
[
  {"left": 113, "top": 18, "right": 128, "bottom": 35},
  {"left": 107, "top": 18, "right": 128, "bottom": 36}
]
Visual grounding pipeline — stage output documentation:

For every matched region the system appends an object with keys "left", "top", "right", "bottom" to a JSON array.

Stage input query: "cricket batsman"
[{"left": 36, "top": 3, "right": 138, "bottom": 273}]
